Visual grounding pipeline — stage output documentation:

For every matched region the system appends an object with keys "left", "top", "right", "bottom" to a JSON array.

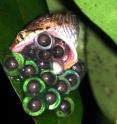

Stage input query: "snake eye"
[
  {"left": 45, "top": 88, "right": 61, "bottom": 110},
  {"left": 56, "top": 97, "right": 74, "bottom": 117},
  {"left": 22, "top": 97, "right": 45, "bottom": 116},
  {"left": 16, "top": 31, "right": 26, "bottom": 42},
  {"left": 3, "top": 52, "right": 24, "bottom": 76},
  {"left": 35, "top": 32, "right": 53, "bottom": 50},
  {"left": 53, "top": 45, "right": 64, "bottom": 59}
]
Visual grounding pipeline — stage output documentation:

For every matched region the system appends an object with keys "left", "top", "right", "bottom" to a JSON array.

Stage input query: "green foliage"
[
  {"left": 46, "top": 0, "right": 67, "bottom": 12},
  {"left": 0, "top": 0, "right": 83, "bottom": 124},
  {"left": 86, "top": 27, "right": 117, "bottom": 123},
  {"left": 74, "top": 0, "right": 117, "bottom": 123},
  {"left": 0, "top": 0, "right": 47, "bottom": 61},
  {"left": 74, "top": 0, "right": 117, "bottom": 44}
]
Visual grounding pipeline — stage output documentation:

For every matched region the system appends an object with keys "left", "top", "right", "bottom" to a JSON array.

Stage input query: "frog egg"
[
  {"left": 22, "top": 97, "right": 45, "bottom": 116},
  {"left": 44, "top": 88, "right": 61, "bottom": 110},
  {"left": 45, "top": 92, "right": 56, "bottom": 105},
  {"left": 56, "top": 97, "right": 74, "bottom": 117},
  {"left": 23, "top": 77, "right": 46, "bottom": 95},
  {"left": 37, "top": 50, "right": 52, "bottom": 61},
  {"left": 52, "top": 45, "right": 65, "bottom": 59},
  {"left": 63, "top": 70, "right": 80, "bottom": 91},
  {"left": 56, "top": 76, "right": 71, "bottom": 95},
  {"left": 21, "top": 60, "right": 38, "bottom": 78},
  {"left": 40, "top": 70, "right": 57, "bottom": 86},
  {"left": 72, "top": 60, "right": 85, "bottom": 78},
  {"left": 5, "top": 57, "right": 18, "bottom": 69},
  {"left": 37, "top": 60, "right": 51, "bottom": 70},
  {"left": 22, "top": 44, "right": 36, "bottom": 60},
  {"left": 35, "top": 32, "right": 54, "bottom": 50},
  {"left": 3, "top": 52, "right": 24, "bottom": 76}
]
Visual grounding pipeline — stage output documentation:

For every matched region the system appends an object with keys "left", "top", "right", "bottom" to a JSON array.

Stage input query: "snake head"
[{"left": 10, "top": 12, "right": 79, "bottom": 72}]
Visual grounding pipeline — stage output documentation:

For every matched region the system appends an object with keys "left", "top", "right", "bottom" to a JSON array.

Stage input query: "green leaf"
[
  {"left": 46, "top": 0, "right": 67, "bottom": 12},
  {"left": 16, "top": 0, "right": 48, "bottom": 24},
  {"left": 0, "top": 0, "right": 24, "bottom": 61},
  {"left": 74, "top": 0, "right": 117, "bottom": 44},
  {"left": 76, "top": 21, "right": 86, "bottom": 62},
  {"left": 34, "top": 91, "right": 83, "bottom": 124},
  {"left": 0, "top": 0, "right": 47, "bottom": 61},
  {"left": 0, "top": 0, "right": 83, "bottom": 124},
  {"left": 86, "top": 27, "right": 117, "bottom": 123},
  {"left": 11, "top": 74, "right": 83, "bottom": 124}
]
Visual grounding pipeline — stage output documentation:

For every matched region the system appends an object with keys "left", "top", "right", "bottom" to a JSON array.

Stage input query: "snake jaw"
[
  {"left": 46, "top": 28, "right": 78, "bottom": 70},
  {"left": 10, "top": 13, "right": 79, "bottom": 70},
  {"left": 10, "top": 31, "right": 40, "bottom": 52}
]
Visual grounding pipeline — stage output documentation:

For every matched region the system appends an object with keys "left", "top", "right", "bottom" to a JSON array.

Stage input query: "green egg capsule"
[
  {"left": 56, "top": 97, "right": 74, "bottom": 118},
  {"left": 63, "top": 70, "right": 80, "bottom": 91},
  {"left": 56, "top": 76, "right": 71, "bottom": 95},
  {"left": 21, "top": 60, "right": 39, "bottom": 78},
  {"left": 3, "top": 52, "right": 24, "bottom": 76},
  {"left": 45, "top": 88, "right": 61, "bottom": 110},
  {"left": 23, "top": 77, "right": 46, "bottom": 95},
  {"left": 22, "top": 97, "right": 45, "bottom": 116}
]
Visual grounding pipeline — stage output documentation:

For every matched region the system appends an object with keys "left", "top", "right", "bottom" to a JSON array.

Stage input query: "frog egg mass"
[{"left": 3, "top": 12, "right": 85, "bottom": 117}]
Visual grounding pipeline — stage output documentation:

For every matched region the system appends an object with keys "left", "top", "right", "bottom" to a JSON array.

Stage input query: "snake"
[{"left": 3, "top": 12, "right": 84, "bottom": 117}]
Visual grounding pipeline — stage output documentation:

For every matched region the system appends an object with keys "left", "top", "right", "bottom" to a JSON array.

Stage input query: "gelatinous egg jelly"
[{"left": 3, "top": 13, "right": 85, "bottom": 117}]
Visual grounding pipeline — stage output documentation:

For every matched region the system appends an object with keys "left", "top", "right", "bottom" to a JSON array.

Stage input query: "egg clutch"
[{"left": 3, "top": 13, "right": 85, "bottom": 117}]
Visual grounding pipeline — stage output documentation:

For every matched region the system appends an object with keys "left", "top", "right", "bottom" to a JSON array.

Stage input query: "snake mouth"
[
  {"left": 51, "top": 37, "right": 77, "bottom": 71},
  {"left": 11, "top": 31, "right": 77, "bottom": 74}
]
